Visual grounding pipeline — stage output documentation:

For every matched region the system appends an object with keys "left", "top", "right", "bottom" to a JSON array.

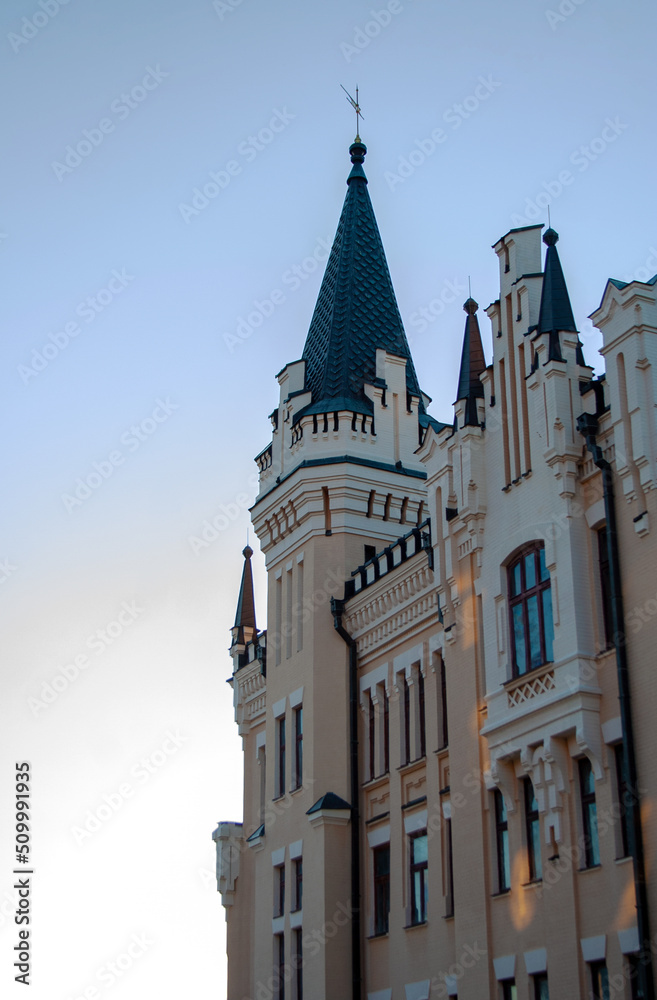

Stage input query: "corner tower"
[{"left": 231, "top": 138, "right": 435, "bottom": 1000}]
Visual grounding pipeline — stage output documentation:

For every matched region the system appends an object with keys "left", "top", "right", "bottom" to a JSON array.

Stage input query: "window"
[
  {"left": 597, "top": 527, "right": 614, "bottom": 648},
  {"left": 533, "top": 973, "right": 549, "bottom": 1000},
  {"left": 418, "top": 670, "right": 426, "bottom": 758},
  {"left": 579, "top": 757, "right": 600, "bottom": 867},
  {"left": 501, "top": 982, "right": 517, "bottom": 1000},
  {"left": 410, "top": 831, "right": 428, "bottom": 925},
  {"left": 276, "top": 933, "right": 285, "bottom": 1000},
  {"left": 524, "top": 778, "right": 542, "bottom": 881},
  {"left": 494, "top": 790, "right": 510, "bottom": 893},
  {"left": 438, "top": 655, "right": 448, "bottom": 750},
  {"left": 590, "top": 961, "right": 610, "bottom": 1000},
  {"left": 293, "top": 707, "right": 303, "bottom": 790},
  {"left": 274, "top": 863, "right": 285, "bottom": 917},
  {"left": 277, "top": 716, "right": 286, "bottom": 798},
  {"left": 614, "top": 743, "right": 630, "bottom": 859},
  {"left": 508, "top": 545, "right": 554, "bottom": 676},
  {"left": 294, "top": 928, "right": 303, "bottom": 1000},
  {"left": 292, "top": 858, "right": 302, "bottom": 912},
  {"left": 383, "top": 687, "right": 390, "bottom": 774},
  {"left": 368, "top": 693, "right": 375, "bottom": 780},
  {"left": 402, "top": 675, "right": 411, "bottom": 764},
  {"left": 445, "top": 818, "right": 454, "bottom": 917},
  {"left": 373, "top": 844, "right": 390, "bottom": 935},
  {"left": 627, "top": 955, "right": 640, "bottom": 1000}
]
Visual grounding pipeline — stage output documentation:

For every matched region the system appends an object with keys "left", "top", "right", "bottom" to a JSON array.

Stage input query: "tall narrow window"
[
  {"left": 614, "top": 743, "right": 630, "bottom": 859},
  {"left": 438, "top": 656, "right": 448, "bottom": 750},
  {"left": 368, "top": 693, "right": 375, "bottom": 780},
  {"left": 590, "top": 961, "right": 610, "bottom": 1000},
  {"left": 294, "top": 928, "right": 303, "bottom": 1000},
  {"left": 276, "top": 933, "right": 285, "bottom": 1000},
  {"left": 501, "top": 982, "right": 517, "bottom": 1000},
  {"left": 597, "top": 527, "right": 614, "bottom": 648},
  {"left": 274, "top": 863, "right": 285, "bottom": 917},
  {"left": 524, "top": 778, "right": 542, "bottom": 881},
  {"left": 579, "top": 757, "right": 600, "bottom": 867},
  {"left": 293, "top": 707, "right": 303, "bottom": 790},
  {"left": 286, "top": 567, "right": 293, "bottom": 659},
  {"left": 292, "top": 858, "right": 302, "bottom": 912},
  {"left": 494, "top": 790, "right": 510, "bottom": 892},
  {"left": 275, "top": 575, "right": 282, "bottom": 667},
  {"left": 383, "top": 688, "right": 390, "bottom": 774},
  {"left": 373, "top": 844, "right": 390, "bottom": 935},
  {"left": 508, "top": 545, "right": 554, "bottom": 676},
  {"left": 403, "top": 675, "right": 411, "bottom": 764},
  {"left": 533, "top": 973, "right": 549, "bottom": 1000},
  {"left": 445, "top": 818, "right": 454, "bottom": 917},
  {"left": 258, "top": 745, "right": 266, "bottom": 824},
  {"left": 410, "top": 832, "right": 428, "bottom": 925},
  {"left": 277, "top": 716, "right": 286, "bottom": 798},
  {"left": 418, "top": 670, "right": 426, "bottom": 758}
]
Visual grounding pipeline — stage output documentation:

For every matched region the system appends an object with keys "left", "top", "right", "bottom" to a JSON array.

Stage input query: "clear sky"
[{"left": 2, "top": 0, "right": 655, "bottom": 997}]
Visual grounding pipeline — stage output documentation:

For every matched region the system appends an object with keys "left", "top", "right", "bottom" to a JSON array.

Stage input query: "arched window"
[{"left": 508, "top": 544, "right": 554, "bottom": 676}]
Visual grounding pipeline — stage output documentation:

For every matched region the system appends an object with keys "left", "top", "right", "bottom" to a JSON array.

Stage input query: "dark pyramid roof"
[
  {"left": 233, "top": 545, "right": 256, "bottom": 642},
  {"left": 301, "top": 141, "right": 422, "bottom": 411},
  {"left": 537, "top": 228, "right": 577, "bottom": 362},
  {"left": 455, "top": 297, "right": 486, "bottom": 426},
  {"left": 306, "top": 792, "right": 351, "bottom": 814}
]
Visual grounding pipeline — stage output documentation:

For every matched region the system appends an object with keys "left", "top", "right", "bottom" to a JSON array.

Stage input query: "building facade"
[{"left": 213, "top": 136, "right": 657, "bottom": 1000}]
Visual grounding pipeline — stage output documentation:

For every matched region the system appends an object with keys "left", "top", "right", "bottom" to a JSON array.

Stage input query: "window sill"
[
  {"left": 504, "top": 661, "right": 554, "bottom": 689},
  {"left": 397, "top": 758, "right": 427, "bottom": 776},
  {"left": 289, "top": 785, "right": 304, "bottom": 795},
  {"left": 521, "top": 879, "right": 543, "bottom": 889},
  {"left": 577, "top": 863, "right": 602, "bottom": 874},
  {"left": 491, "top": 888, "right": 511, "bottom": 898},
  {"left": 362, "top": 772, "right": 390, "bottom": 790},
  {"left": 272, "top": 794, "right": 286, "bottom": 803},
  {"left": 404, "top": 921, "right": 428, "bottom": 931},
  {"left": 367, "top": 931, "right": 389, "bottom": 940},
  {"left": 615, "top": 855, "right": 632, "bottom": 865}
]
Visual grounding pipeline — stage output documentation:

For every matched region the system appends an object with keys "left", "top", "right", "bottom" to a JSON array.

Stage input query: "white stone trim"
[
  {"left": 405, "top": 980, "right": 431, "bottom": 1000},
  {"left": 272, "top": 697, "right": 286, "bottom": 718},
  {"left": 581, "top": 935, "right": 606, "bottom": 963},
  {"left": 404, "top": 809, "right": 427, "bottom": 835},
  {"left": 285, "top": 561, "right": 293, "bottom": 572},
  {"left": 442, "top": 800, "right": 451, "bottom": 821},
  {"left": 367, "top": 824, "right": 390, "bottom": 848},
  {"left": 256, "top": 730, "right": 266, "bottom": 750},
  {"left": 368, "top": 991, "right": 392, "bottom": 1000},
  {"left": 359, "top": 662, "right": 389, "bottom": 698},
  {"left": 289, "top": 839, "right": 303, "bottom": 859},
  {"left": 289, "top": 686, "right": 304, "bottom": 708},
  {"left": 494, "top": 955, "right": 516, "bottom": 981},
  {"left": 272, "top": 915, "right": 284, "bottom": 934},
  {"left": 618, "top": 927, "right": 640, "bottom": 955},
  {"left": 393, "top": 644, "right": 424, "bottom": 676},
  {"left": 290, "top": 909, "right": 302, "bottom": 929},
  {"left": 271, "top": 847, "right": 285, "bottom": 867},
  {"left": 602, "top": 717, "right": 623, "bottom": 744},
  {"left": 585, "top": 498, "right": 606, "bottom": 529},
  {"left": 443, "top": 975, "right": 458, "bottom": 997},
  {"left": 524, "top": 948, "right": 547, "bottom": 975},
  {"left": 296, "top": 551, "right": 304, "bottom": 563}
]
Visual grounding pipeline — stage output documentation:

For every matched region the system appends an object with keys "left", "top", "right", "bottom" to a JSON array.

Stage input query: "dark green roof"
[
  {"left": 301, "top": 141, "right": 422, "bottom": 410},
  {"left": 537, "top": 228, "right": 577, "bottom": 362},
  {"left": 233, "top": 545, "right": 256, "bottom": 638},
  {"left": 306, "top": 792, "right": 351, "bottom": 814},
  {"left": 455, "top": 297, "right": 486, "bottom": 426}
]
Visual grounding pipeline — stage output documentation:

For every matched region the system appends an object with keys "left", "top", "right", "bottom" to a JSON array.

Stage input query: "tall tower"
[{"left": 217, "top": 137, "right": 436, "bottom": 1000}]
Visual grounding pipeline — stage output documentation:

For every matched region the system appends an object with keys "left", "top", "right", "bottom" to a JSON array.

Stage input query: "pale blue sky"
[{"left": 2, "top": 0, "right": 656, "bottom": 997}]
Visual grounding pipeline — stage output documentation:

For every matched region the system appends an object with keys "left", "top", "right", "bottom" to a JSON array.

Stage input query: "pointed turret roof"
[
  {"left": 455, "top": 297, "right": 486, "bottom": 427},
  {"left": 301, "top": 141, "right": 422, "bottom": 412},
  {"left": 537, "top": 228, "right": 577, "bottom": 362},
  {"left": 232, "top": 545, "right": 256, "bottom": 644}
]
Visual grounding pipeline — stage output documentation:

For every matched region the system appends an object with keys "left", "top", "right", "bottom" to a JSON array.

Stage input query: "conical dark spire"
[
  {"left": 232, "top": 545, "right": 257, "bottom": 646},
  {"left": 301, "top": 142, "right": 422, "bottom": 412},
  {"left": 455, "top": 297, "right": 486, "bottom": 427},
  {"left": 537, "top": 228, "right": 577, "bottom": 362}
]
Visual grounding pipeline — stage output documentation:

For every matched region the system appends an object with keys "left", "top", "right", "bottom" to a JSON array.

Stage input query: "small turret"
[
  {"left": 231, "top": 545, "right": 257, "bottom": 651},
  {"left": 455, "top": 297, "right": 486, "bottom": 427},
  {"left": 537, "top": 228, "right": 577, "bottom": 362}
]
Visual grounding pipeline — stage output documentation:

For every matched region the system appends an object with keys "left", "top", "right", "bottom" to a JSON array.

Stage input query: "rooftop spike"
[
  {"left": 537, "top": 228, "right": 577, "bottom": 362},
  {"left": 455, "top": 296, "right": 486, "bottom": 427},
  {"left": 232, "top": 545, "right": 257, "bottom": 647},
  {"left": 301, "top": 142, "right": 423, "bottom": 413}
]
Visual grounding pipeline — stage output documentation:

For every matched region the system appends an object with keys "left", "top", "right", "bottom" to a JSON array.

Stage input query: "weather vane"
[{"left": 341, "top": 84, "right": 364, "bottom": 141}]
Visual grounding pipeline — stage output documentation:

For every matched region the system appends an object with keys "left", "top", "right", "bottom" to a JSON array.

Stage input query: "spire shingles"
[
  {"left": 232, "top": 545, "right": 257, "bottom": 646},
  {"left": 455, "top": 297, "right": 486, "bottom": 427},
  {"left": 537, "top": 228, "right": 577, "bottom": 362}
]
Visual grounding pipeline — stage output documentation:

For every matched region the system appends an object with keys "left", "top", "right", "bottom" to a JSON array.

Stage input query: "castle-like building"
[{"left": 213, "top": 135, "right": 657, "bottom": 1000}]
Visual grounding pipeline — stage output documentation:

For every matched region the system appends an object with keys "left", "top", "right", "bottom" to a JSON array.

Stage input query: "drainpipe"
[
  {"left": 577, "top": 410, "right": 654, "bottom": 1000},
  {"left": 331, "top": 596, "right": 362, "bottom": 1000}
]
